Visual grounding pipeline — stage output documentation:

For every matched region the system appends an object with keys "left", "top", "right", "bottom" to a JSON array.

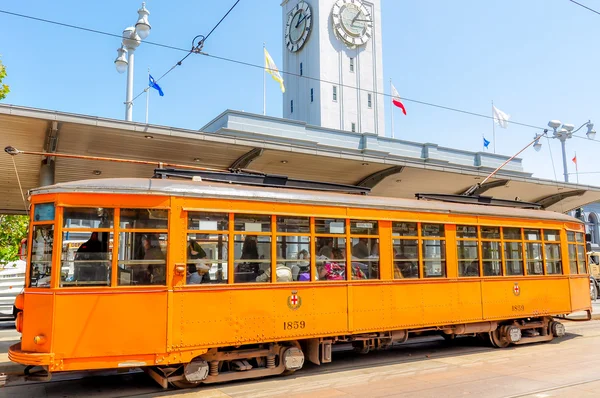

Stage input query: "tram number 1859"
[
  {"left": 512, "top": 305, "right": 525, "bottom": 312},
  {"left": 283, "top": 321, "right": 306, "bottom": 330}
]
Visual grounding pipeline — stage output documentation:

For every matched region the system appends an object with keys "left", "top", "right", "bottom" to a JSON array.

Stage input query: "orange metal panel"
[
  {"left": 52, "top": 291, "right": 167, "bottom": 358},
  {"left": 570, "top": 276, "right": 591, "bottom": 312},
  {"left": 22, "top": 292, "right": 54, "bottom": 353},
  {"left": 482, "top": 278, "right": 573, "bottom": 319}
]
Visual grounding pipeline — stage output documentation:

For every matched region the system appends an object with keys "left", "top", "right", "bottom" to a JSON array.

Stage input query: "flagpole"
[
  {"left": 263, "top": 42, "right": 266, "bottom": 116},
  {"left": 492, "top": 100, "right": 496, "bottom": 154},
  {"left": 145, "top": 68, "right": 150, "bottom": 124},
  {"left": 390, "top": 79, "right": 394, "bottom": 138},
  {"left": 575, "top": 151, "right": 579, "bottom": 184}
]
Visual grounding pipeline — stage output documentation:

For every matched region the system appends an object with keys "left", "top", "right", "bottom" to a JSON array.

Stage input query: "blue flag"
[
  {"left": 149, "top": 74, "right": 164, "bottom": 96},
  {"left": 483, "top": 137, "right": 490, "bottom": 149}
]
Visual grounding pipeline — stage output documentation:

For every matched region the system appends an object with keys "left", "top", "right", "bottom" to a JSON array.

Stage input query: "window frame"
[{"left": 185, "top": 211, "right": 230, "bottom": 286}]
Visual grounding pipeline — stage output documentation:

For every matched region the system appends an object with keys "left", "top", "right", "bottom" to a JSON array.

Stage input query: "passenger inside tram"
[
  {"left": 73, "top": 232, "right": 109, "bottom": 283},
  {"left": 142, "top": 234, "right": 165, "bottom": 284},
  {"left": 234, "top": 235, "right": 260, "bottom": 282},
  {"left": 187, "top": 264, "right": 211, "bottom": 284},
  {"left": 292, "top": 249, "right": 310, "bottom": 281}
]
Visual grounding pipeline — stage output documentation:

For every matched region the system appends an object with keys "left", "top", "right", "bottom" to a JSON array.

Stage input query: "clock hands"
[{"left": 295, "top": 12, "right": 307, "bottom": 28}]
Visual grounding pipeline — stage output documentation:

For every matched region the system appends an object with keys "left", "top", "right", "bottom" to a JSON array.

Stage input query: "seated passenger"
[
  {"left": 465, "top": 261, "right": 479, "bottom": 276},
  {"left": 352, "top": 238, "right": 370, "bottom": 259},
  {"left": 188, "top": 264, "right": 211, "bottom": 284},
  {"left": 187, "top": 239, "right": 207, "bottom": 274},
  {"left": 292, "top": 249, "right": 310, "bottom": 281},
  {"left": 143, "top": 235, "right": 165, "bottom": 284},
  {"left": 256, "top": 265, "right": 293, "bottom": 282},
  {"left": 317, "top": 239, "right": 334, "bottom": 258}
]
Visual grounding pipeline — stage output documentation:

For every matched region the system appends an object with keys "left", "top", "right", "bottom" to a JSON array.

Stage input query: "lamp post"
[
  {"left": 534, "top": 120, "right": 596, "bottom": 182},
  {"left": 114, "top": 2, "right": 151, "bottom": 122}
]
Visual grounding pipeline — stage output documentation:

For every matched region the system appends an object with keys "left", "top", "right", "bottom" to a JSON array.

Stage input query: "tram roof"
[
  {"left": 1, "top": 104, "right": 600, "bottom": 215},
  {"left": 32, "top": 178, "right": 580, "bottom": 224}
]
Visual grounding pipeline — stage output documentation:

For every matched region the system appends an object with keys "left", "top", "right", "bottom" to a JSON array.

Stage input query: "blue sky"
[{"left": 1, "top": 0, "right": 599, "bottom": 185}]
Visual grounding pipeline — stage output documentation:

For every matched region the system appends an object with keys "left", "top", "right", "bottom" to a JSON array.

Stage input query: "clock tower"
[{"left": 281, "top": 0, "right": 385, "bottom": 136}]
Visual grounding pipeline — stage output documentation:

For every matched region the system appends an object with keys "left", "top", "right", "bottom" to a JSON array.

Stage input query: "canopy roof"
[{"left": 1, "top": 104, "right": 599, "bottom": 215}]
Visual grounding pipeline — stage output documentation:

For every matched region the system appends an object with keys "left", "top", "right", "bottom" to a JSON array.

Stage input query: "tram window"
[
  {"left": 186, "top": 234, "right": 228, "bottom": 284},
  {"left": 481, "top": 226, "right": 500, "bottom": 239},
  {"left": 350, "top": 220, "right": 378, "bottom": 235},
  {"left": 457, "top": 226, "right": 479, "bottom": 277},
  {"left": 392, "top": 222, "right": 417, "bottom": 237},
  {"left": 61, "top": 232, "right": 112, "bottom": 287},
  {"left": 350, "top": 238, "right": 379, "bottom": 279},
  {"left": 276, "top": 216, "right": 310, "bottom": 233},
  {"left": 34, "top": 203, "right": 55, "bottom": 222},
  {"left": 568, "top": 244, "right": 578, "bottom": 274},
  {"left": 577, "top": 246, "right": 586, "bottom": 274},
  {"left": 188, "top": 212, "right": 228, "bottom": 231},
  {"left": 422, "top": 223, "right": 445, "bottom": 238},
  {"left": 482, "top": 241, "right": 502, "bottom": 276},
  {"left": 545, "top": 243, "right": 562, "bottom": 275},
  {"left": 234, "top": 214, "right": 271, "bottom": 233},
  {"left": 120, "top": 209, "right": 168, "bottom": 229},
  {"left": 503, "top": 228, "right": 522, "bottom": 240},
  {"left": 234, "top": 235, "right": 272, "bottom": 283},
  {"left": 576, "top": 233, "right": 584, "bottom": 243},
  {"left": 315, "top": 218, "right": 345, "bottom": 234},
  {"left": 276, "top": 236, "right": 310, "bottom": 282},
  {"left": 504, "top": 241, "right": 524, "bottom": 276},
  {"left": 525, "top": 229, "right": 541, "bottom": 241},
  {"left": 422, "top": 224, "right": 446, "bottom": 278},
  {"left": 423, "top": 240, "right": 446, "bottom": 278},
  {"left": 544, "top": 230, "right": 560, "bottom": 242},
  {"left": 316, "top": 237, "right": 347, "bottom": 281},
  {"left": 393, "top": 239, "right": 419, "bottom": 278},
  {"left": 29, "top": 224, "right": 54, "bottom": 288},
  {"left": 118, "top": 232, "right": 167, "bottom": 286},
  {"left": 457, "top": 225, "right": 477, "bottom": 239},
  {"left": 63, "top": 208, "right": 113, "bottom": 228},
  {"left": 567, "top": 231, "right": 576, "bottom": 242},
  {"left": 526, "top": 242, "right": 544, "bottom": 275}
]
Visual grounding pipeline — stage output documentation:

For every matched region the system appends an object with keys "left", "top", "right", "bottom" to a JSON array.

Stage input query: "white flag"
[
  {"left": 264, "top": 47, "right": 285, "bottom": 93},
  {"left": 493, "top": 105, "right": 510, "bottom": 129}
]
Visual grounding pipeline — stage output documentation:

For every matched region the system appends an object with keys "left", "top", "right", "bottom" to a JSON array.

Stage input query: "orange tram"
[{"left": 9, "top": 177, "right": 590, "bottom": 389}]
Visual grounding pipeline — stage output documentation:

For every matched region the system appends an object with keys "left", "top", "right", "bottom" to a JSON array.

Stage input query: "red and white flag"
[
  {"left": 572, "top": 154, "right": 577, "bottom": 165},
  {"left": 391, "top": 83, "right": 407, "bottom": 115}
]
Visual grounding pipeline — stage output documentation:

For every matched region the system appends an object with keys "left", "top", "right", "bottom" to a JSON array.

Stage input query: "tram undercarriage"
[{"left": 143, "top": 317, "right": 567, "bottom": 389}]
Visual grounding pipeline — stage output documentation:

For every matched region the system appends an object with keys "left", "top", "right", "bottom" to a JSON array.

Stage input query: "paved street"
[{"left": 1, "top": 315, "right": 600, "bottom": 397}]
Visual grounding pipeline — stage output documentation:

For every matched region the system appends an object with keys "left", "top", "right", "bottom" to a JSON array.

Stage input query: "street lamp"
[
  {"left": 114, "top": 2, "right": 151, "bottom": 122},
  {"left": 534, "top": 119, "right": 596, "bottom": 182}
]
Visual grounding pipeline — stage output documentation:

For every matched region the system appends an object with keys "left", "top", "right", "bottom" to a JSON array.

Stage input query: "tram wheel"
[{"left": 489, "top": 330, "right": 510, "bottom": 348}]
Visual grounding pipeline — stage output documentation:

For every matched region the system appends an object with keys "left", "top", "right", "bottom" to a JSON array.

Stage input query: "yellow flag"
[{"left": 264, "top": 47, "right": 285, "bottom": 93}]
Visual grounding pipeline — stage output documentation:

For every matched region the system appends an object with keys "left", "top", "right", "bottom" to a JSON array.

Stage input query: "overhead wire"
[
  {"left": 1, "top": 4, "right": 599, "bottom": 145},
  {"left": 131, "top": 0, "right": 242, "bottom": 102},
  {"left": 568, "top": 0, "right": 600, "bottom": 16}
]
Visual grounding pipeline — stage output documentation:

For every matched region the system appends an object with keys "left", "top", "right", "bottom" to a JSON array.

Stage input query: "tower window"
[
  {"left": 351, "top": 122, "right": 356, "bottom": 133},
  {"left": 350, "top": 58, "right": 355, "bottom": 72},
  {"left": 333, "top": 86, "right": 338, "bottom": 102},
  {"left": 368, "top": 93, "right": 372, "bottom": 108},
  {"left": 291, "top": 100, "right": 294, "bottom": 113},
  {"left": 300, "top": 62, "right": 303, "bottom": 76},
  {"left": 310, "top": 88, "right": 314, "bottom": 103}
]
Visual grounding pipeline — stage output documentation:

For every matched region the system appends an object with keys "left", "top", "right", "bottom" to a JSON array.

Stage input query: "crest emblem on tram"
[
  {"left": 287, "top": 291, "right": 302, "bottom": 310},
  {"left": 513, "top": 283, "right": 521, "bottom": 296}
]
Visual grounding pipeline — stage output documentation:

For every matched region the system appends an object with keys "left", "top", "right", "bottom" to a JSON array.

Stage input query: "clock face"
[
  {"left": 285, "top": 1, "right": 312, "bottom": 53},
  {"left": 331, "top": 0, "right": 372, "bottom": 48}
]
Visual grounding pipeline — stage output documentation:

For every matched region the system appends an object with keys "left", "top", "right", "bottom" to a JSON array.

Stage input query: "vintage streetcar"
[{"left": 9, "top": 176, "right": 590, "bottom": 388}]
